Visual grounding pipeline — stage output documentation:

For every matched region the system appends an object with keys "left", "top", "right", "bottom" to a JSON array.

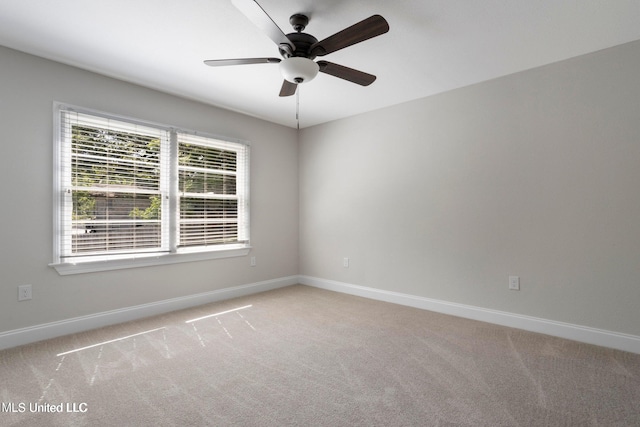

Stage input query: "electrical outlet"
[
  {"left": 508, "top": 276, "right": 520, "bottom": 291},
  {"left": 18, "top": 284, "right": 32, "bottom": 301},
  {"left": 250, "top": 256, "right": 256, "bottom": 267},
  {"left": 343, "top": 257, "right": 349, "bottom": 268}
]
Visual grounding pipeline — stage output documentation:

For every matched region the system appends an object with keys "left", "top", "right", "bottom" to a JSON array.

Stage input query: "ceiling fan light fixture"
[{"left": 279, "top": 57, "right": 319, "bottom": 84}]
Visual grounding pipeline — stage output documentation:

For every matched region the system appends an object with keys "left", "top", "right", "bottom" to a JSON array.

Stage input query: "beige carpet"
[{"left": 1, "top": 285, "right": 639, "bottom": 426}]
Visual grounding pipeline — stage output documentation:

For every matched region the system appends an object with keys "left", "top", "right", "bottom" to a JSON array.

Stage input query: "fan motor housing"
[{"left": 280, "top": 32, "right": 318, "bottom": 59}]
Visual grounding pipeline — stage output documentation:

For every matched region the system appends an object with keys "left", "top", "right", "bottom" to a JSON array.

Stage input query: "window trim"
[
  {"left": 51, "top": 102, "right": 251, "bottom": 275},
  {"left": 51, "top": 245, "right": 251, "bottom": 275}
]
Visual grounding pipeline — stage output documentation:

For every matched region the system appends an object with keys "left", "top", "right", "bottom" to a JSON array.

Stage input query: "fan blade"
[
  {"left": 279, "top": 80, "right": 298, "bottom": 97},
  {"left": 311, "top": 15, "right": 389, "bottom": 57},
  {"left": 204, "top": 58, "right": 281, "bottom": 67},
  {"left": 317, "top": 61, "right": 376, "bottom": 86},
  {"left": 232, "top": 0, "right": 295, "bottom": 52}
]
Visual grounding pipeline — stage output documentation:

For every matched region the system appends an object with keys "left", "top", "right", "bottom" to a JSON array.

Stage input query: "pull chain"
[{"left": 296, "top": 87, "right": 300, "bottom": 130}]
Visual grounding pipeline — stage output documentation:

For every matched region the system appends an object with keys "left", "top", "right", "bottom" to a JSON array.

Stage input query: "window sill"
[{"left": 50, "top": 245, "right": 251, "bottom": 275}]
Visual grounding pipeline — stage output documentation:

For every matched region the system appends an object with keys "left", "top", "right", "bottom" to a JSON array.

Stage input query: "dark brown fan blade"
[
  {"left": 317, "top": 61, "right": 376, "bottom": 86},
  {"left": 204, "top": 58, "right": 281, "bottom": 67},
  {"left": 311, "top": 15, "right": 389, "bottom": 57},
  {"left": 279, "top": 80, "right": 298, "bottom": 97},
  {"left": 232, "top": 0, "right": 295, "bottom": 52}
]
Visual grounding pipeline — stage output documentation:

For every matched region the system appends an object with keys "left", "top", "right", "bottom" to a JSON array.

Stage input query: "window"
[{"left": 52, "top": 104, "right": 250, "bottom": 274}]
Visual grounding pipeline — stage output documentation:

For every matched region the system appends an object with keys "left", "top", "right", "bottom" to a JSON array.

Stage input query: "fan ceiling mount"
[{"left": 205, "top": 0, "right": 390, "bottom": 97}]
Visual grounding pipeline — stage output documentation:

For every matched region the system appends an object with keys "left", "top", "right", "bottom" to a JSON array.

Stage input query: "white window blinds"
[
  {"left": 178, "top": 133, "right": 250, "bottom": 248},
  {"left": 54, "top": 105, "right": 249, "bottom": 267}
]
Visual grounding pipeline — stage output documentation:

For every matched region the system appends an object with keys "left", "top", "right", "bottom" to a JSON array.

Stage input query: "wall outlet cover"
[{"left": 18, "top": 284, "right": 32, "bottom": 301}]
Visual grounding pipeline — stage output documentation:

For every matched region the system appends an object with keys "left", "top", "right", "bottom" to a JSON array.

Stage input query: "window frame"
[{"left": 51, "top": 103, "right": 250, "bottom": 275}]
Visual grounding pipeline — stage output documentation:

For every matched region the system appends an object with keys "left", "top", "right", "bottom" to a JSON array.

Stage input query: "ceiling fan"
[{"left": 204, "top": 0, "right": 390, "bottom": 97}]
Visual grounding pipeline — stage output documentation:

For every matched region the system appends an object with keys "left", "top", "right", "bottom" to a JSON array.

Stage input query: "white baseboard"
[
  {"left": 299, "top": 275, "right": 640, "bottom": 355},
  {"left": 4, "top": 275, "right": 639, "bottom": 355},
  {"left": 0, "top": 276, "right": 298, "bottom": 351}
]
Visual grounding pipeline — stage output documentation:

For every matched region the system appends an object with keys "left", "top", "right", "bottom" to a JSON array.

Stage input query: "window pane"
[
  {"left": 65, "top": 114, "right": 166, "bottom": 257},
  {"left": 71, "top": 192, "right": 162, "bottom": 254},
  {"left": 178, "top": 136, "right": 243, "bottom": 248},
  {"left": 72, "top": 222, "right": 161, "bottom": 254},
  {"left": 72, "top": 125, "right": 161, "bottom": 191}
]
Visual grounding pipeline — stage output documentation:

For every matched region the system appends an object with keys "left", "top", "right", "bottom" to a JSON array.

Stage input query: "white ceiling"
[{"left": 1, "top": 1, "right": 639, "bottom": 128}]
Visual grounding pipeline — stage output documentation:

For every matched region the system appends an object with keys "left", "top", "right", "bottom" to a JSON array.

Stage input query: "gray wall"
[
  {"left": 299, "top": 41, "right": 640, "bottom": 336},
  {"left": 0, "top": 46, "right": 299, "bottom": 333},
  {"left": 2, "top": 39, "right": 640, "bottom": 341}
]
